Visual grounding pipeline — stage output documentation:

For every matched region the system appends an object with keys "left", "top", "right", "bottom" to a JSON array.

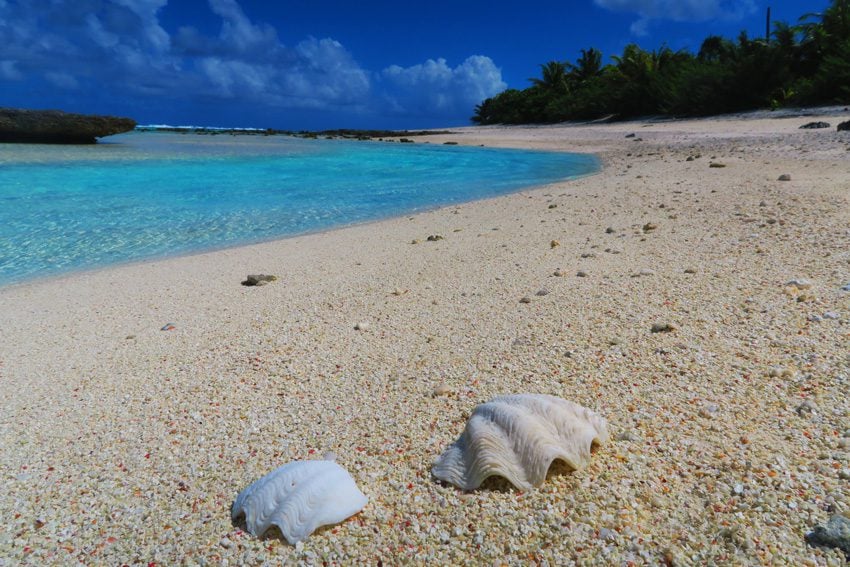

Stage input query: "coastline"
[
  {"left": 2, "top": 112, "right": 849, "bottom": 564},
  {"left": 0, "top": 134, "right": 598, "bottom": 289}
]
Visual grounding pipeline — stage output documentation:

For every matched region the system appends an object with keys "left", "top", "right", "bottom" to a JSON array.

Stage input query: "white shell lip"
[
  {"left": 432, "top": 393, "right": 609, "bottom": 491},
  {"left": 231, "top": 460, "right": 368, "bottom": 544}
]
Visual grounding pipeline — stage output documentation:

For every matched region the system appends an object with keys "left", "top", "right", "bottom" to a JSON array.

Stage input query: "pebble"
[
  {"left": 805, "top": 515, "right": 850, "bottom": 557},
  {"left": 535, "top": 289, "right": 550, "bottom": 296},
  {"left": 698, "top": 404, "right": 719, "bottom": 419},
  {"left": 576, "top": 271, "right": 588, "bottom": 278},
  {"left": 642, "top": 222, "right": 658, "bottom": 232},
  {"left": 598, "top": 528, "right": 616, "bottom": 542},
  {"left": 768, "top": 367, "right": 792, "bottom": 378},
  {"left": 709, "top": 162, "right": 726, "bottom": 168},
  {"left": 550, "top": 240, "right": 560, "bottom": 248},
  {"left": 519, "top": 296, "right": 532, "bottom": 304},
  {"left": 432, "top": 384, "right": 452, "bottom": 397},
  {"left": 823, "top": 311, "right": 840, "bottom": 320},
  {"left": 842, "top": 283, "right": 850, "bottom": 292},
  {"left": 160, "top": 323, "right": 176, "bottom": 331},
  {"left": 839, "top": 470, "right": 850, "bottom": 481},
  {"left": 605, "top": 227, "right": 616, "bottom": 234},
  {"left": 426, "top": 235, "right": 444, "bottom": 241},
  {"left": 778, "top": 174, "right": 792, "bottom": 181},
  {"left": 580, "top": 253, "right": 596, "bottom": 258},
  {"left": 241, "top": 274, "right": 277, "bottom": 286},
  {"left": 785, "top": 278, "right": 813, "bottom": 290},
  {"left": 616, "top": 430, "right": 640, "bottom": 442},
  {"left": 637, "top": 268, "right": 655, "bottom": 277},
  {"left": 650, "top": 323, "right": 675, "bottom": 333},
  {"left": 354, "top": 322, "right": 369, "bottom": 331},
  {"left": 684, "top": 268, "right": 697, "bottom": 274},
  {"left": 219, "top": 538, "right": 233, "bottom": 549},
  {"left": 322, "top": 451, "right": 338, "bottom": 461},
  {"left": 796, "top": 400, "right": 818, "bottom": 416},
  {"left": 553, "top": 269, "right": 565, "bottom": 277}
]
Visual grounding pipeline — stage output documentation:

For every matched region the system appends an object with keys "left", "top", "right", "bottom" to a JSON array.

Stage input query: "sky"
[{"left": 0, "top": 0, "right": 828, "bottom": 130}]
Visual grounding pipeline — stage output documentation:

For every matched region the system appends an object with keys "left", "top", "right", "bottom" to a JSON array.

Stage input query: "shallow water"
[{"left": 0, "top": 132, "right": 598, "bottom": 287}]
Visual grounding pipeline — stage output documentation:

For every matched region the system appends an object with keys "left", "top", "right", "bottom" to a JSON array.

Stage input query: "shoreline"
[
  {"left": 2, "top": 111, "right": 849, "bottom": 564},
  {"left": 0, "top": 135, "right": 599, "bottom": 291}
]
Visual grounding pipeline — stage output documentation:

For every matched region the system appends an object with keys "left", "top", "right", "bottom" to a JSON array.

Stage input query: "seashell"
[
  {"left": 231, "top": 460, "right": 368, "bottom": 543},
  {"left": 432, "top": 394, "right": 608, "bottom": 491}
]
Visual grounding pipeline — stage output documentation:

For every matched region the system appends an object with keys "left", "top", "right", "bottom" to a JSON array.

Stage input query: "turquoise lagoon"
[{"left": 0, "top": 132, "right": 598, "bottom": 287}]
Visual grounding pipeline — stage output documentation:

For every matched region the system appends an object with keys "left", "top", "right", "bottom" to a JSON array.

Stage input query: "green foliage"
[{"left": 472, "top": 0, "right": 850, "bottom": 124}]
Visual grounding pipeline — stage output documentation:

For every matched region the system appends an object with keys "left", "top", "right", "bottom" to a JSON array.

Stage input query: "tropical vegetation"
[{"left": 472, "top": 0, "right": 850, "bottom": 124}]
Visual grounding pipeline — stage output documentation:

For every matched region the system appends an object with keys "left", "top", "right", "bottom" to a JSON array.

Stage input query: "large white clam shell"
[
  {"left": 432, "top": 394, "right": 609, "bottom": 490},
  {"left": 231, "top": 460, "right": 368, "bottom": 543}
]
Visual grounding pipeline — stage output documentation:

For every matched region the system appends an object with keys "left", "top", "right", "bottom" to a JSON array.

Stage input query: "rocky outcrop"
[
  {"left": 0, "top": 108, "right": 136, "bottom": 144},
  {"left": 838, "top": 120, "right": 850, "bottom": 132},
  {"left": 799, "top": 121, "right": 830, "bottom": 129}
]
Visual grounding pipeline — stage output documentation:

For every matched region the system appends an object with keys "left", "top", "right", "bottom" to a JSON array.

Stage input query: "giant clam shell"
[
  {"left": 231, "top": 460, "right": 368, "bottom": 543},
  {"left": 432, "top": 394, "right": 609, "bottom": 490}
]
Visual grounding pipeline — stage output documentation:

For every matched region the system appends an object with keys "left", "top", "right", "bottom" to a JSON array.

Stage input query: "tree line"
[{"left": 472, "top": 0, "right": 850, "bottom": 124}]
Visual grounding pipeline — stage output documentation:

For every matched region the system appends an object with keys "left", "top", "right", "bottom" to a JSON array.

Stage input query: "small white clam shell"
[
  {"left": 432, "top": 393, "right": 609, "bottom": 490},
  {"left": 231, "top": 460, "right": 368, "bottom": 543}
]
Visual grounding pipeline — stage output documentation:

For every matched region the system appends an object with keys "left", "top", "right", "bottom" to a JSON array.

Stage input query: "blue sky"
[{"left": 0, "top": 0, "right": 826, "bottom": 130}]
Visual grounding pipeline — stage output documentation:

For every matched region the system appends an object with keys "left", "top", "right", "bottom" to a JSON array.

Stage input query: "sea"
[{"left": 0, "top": 132, "right": 599, "bottom": 287}]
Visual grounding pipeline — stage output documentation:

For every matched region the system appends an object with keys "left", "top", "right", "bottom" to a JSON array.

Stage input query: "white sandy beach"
[{"left": 1, "top": 112, "right": 849, "bottom": 565}]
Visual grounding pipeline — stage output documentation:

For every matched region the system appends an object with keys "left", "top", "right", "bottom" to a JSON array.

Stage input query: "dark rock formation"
[
  {"left": 838, "top": 120, "right": 850, "bottom": 132},
  {"left": 0, "top": 108, "right": 136, "bottom": 144},
  {"left": 806, "top": 515, "right": 850, "bottom": 558},
  {"left": 799, "top": 121, "right": 830, "bottom": 129},
  {"left": 241, "top": 274, "right": 278, "bottom": 287}
]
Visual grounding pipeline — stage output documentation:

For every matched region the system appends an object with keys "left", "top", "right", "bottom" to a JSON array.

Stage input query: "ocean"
[{"left": 0, "top": 132, "right": 598, "bottom": 287}]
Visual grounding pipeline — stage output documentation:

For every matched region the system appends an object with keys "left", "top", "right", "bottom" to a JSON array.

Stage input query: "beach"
[{"left": 1, "top": 112, "right": 849, "bottom": 564}]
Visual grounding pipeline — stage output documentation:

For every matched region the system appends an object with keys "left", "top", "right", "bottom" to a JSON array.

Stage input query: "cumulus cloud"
[
  {"left": 594, "top": 0, "right": 756, "bottom": 35},
  {"left": 0, "top": 0, "right": 503, "bottom": 123},
  {"left": 380, "top": 56, "right": 506, "bottom": 116}
]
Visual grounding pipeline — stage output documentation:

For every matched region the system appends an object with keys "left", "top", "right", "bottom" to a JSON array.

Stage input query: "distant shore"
[{"left": 1, "top": 110, "right": 848, "bottom": 564}]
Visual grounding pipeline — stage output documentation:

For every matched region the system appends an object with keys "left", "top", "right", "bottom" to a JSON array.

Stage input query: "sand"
[{"left": 1, "top": 111, "right": 849, "bottom": 565}]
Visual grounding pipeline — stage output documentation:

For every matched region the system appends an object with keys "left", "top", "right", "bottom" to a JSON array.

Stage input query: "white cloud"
[
  {"left": 595, "top": 0, "right": 756, "bottom": 35},
  {"left": 0, "top": 0, "right": 504, "bottom": 123},
  {"left": 380, "top": 56, "right": 505, "bottom": 115},
  {"left": 111, "top": 0, "right": 170, "bottom": 52},
  {"left": 208, "top": 0, "right": 278, "bottom": 53}
]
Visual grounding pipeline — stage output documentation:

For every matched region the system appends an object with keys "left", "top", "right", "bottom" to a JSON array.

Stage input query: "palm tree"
[
  {"left": 798, "top": 0, "right": 850, "bottom": 54},
  {"left": 529, "top": 61, "right": 569, "bottom": 94},
  {"left": 698, "top": 35, "right": 737, "bottom": 63},
  {"left": 567, "top": 48, "right": 602, "bottom": 83}
]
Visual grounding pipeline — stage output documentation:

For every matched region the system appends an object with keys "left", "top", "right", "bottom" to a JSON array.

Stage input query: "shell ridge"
[
  {"left": 485, "top": 396, "right": 568, "bottom": 485},
  {"left": 432, "top": 394, "right": 608, "bottom": 490},
  {"left": 232, "top": 460, "right": 368, "bottom": 544},
  {"left": 464, "top": 411, "right": 531, "bottom": 489}
]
